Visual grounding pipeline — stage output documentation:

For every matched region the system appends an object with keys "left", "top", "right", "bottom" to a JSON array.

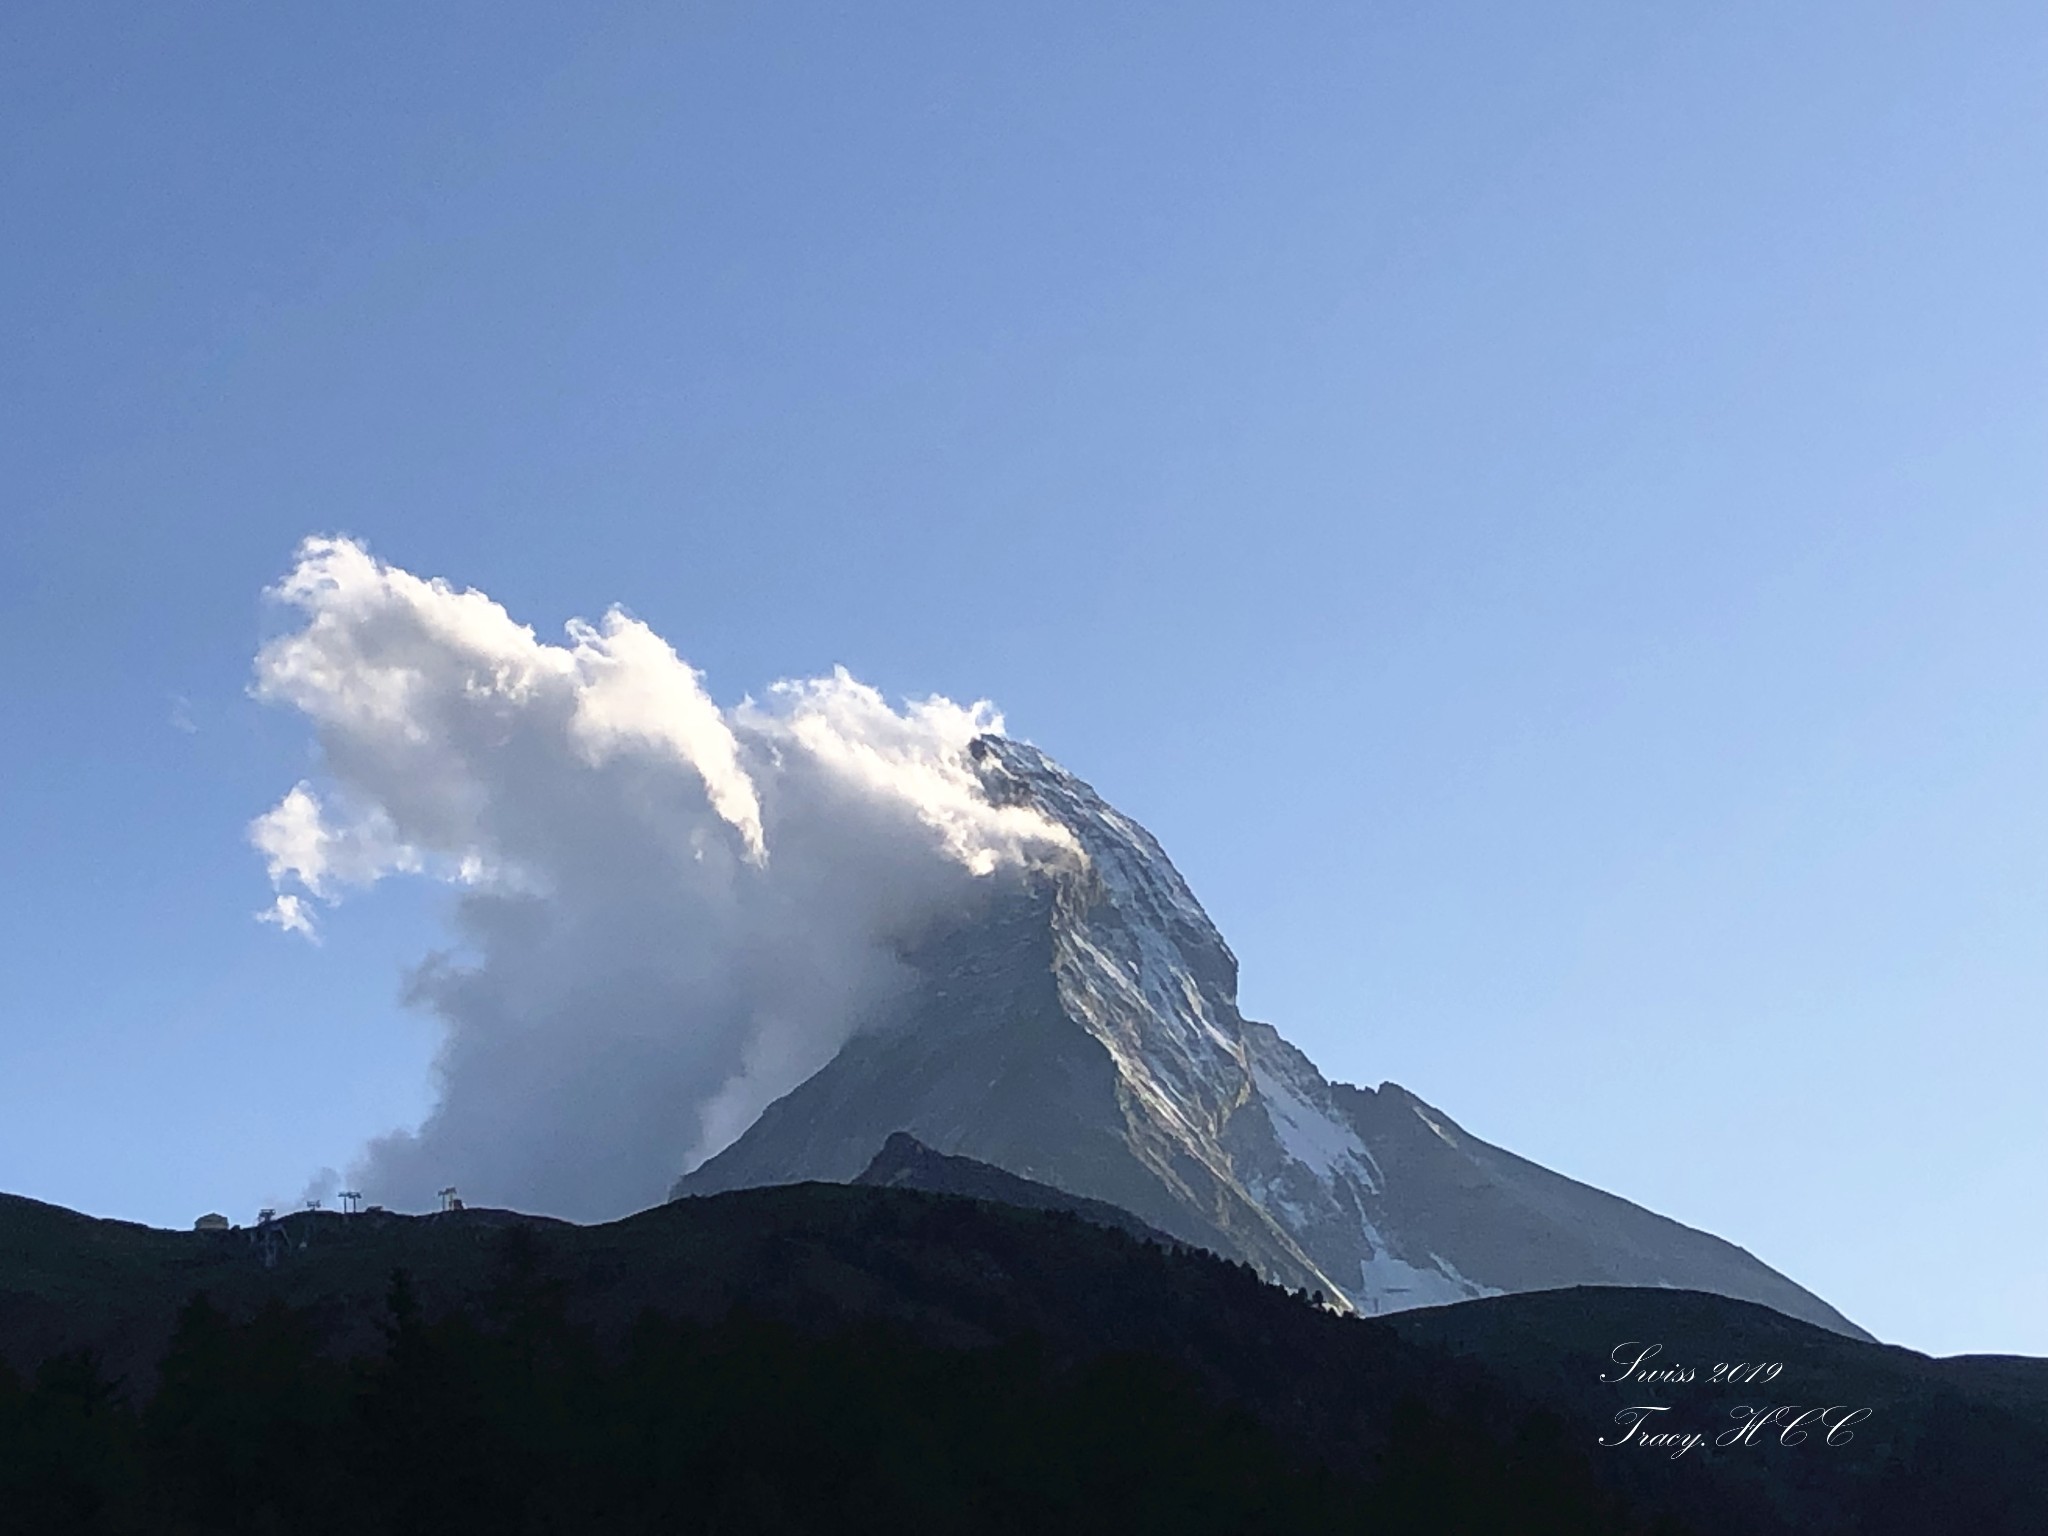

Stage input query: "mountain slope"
[
  {"left": 3, "top": 1183, "right": 2040, "bottom": 1536},
  {"left": 680, "top": 735, "right": 1865, "bottom": 1339}
]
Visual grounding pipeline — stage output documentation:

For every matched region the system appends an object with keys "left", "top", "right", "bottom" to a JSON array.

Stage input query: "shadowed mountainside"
[{"left": 1, "top": 1172, "right": 2040, "bottom": 1535}]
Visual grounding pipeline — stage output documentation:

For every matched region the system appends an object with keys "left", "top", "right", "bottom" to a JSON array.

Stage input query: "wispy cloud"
[{"left": 256, "top": 893, "right": 319, "bottom": 940}]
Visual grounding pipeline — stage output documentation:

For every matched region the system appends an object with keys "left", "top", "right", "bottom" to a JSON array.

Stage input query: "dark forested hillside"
[{"left": 0, "top": 1180, "right": 2038, "bottom": 1535}]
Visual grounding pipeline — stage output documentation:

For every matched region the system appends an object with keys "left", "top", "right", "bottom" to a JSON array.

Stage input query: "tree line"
[{"left": 0, "top": 1232, "right": 1689, "bottom": 1535}]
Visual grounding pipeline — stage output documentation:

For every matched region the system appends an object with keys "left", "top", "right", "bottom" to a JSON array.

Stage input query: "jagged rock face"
[{"left": 679, "top": 736, "right": 1870, "bottom": 1339}]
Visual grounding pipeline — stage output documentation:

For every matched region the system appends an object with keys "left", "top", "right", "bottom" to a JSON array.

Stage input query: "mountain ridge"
[
  {"left": 853, "top": 1131, "right": 1183, "bottom": 1247},
  {"left": 3, "top": 1177, "right": 2040, "bottom": 1535}
]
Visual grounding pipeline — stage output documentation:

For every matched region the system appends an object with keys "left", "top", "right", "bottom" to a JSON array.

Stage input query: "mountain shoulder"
[{"left": 852, "top": 1131, "right": 1185, "bottom": 1249}]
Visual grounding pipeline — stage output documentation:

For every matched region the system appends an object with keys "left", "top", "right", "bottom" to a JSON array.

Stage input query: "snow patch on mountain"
[{"left": 1251, "top": 1061, "right": 1380, "bottom": 1191}]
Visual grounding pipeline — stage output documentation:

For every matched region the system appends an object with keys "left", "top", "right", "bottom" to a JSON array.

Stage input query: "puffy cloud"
[
  {"left": 249, "top": 782, "right": 417, "bottom": 901},
  {"left": 249, "top": 536, "right": 1074, "bottom": 1220}
]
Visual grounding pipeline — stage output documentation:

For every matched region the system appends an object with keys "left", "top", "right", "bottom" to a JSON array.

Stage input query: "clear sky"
[{"left": 2, "top": 4, "right": 2043, "bottom": 1356}]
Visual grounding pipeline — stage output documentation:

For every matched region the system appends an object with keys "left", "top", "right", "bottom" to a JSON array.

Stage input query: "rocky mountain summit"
[{"left": 678, "top": 736, "right": 1867, "bottom": 1339}]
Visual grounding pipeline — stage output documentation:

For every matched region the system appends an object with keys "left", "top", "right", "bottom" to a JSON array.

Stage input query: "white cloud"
[
  {"left": 248, "top": 782, "right": 418, "bottom": 899},
  {"left": 249, "top": 536, "right": 1077, "bottom": 1220},
  {"left": 257, "top": 893, "right": 319, "bottom": 940},
  {"left": 566, "top": 611, "right": 765, "bottom": 862}
]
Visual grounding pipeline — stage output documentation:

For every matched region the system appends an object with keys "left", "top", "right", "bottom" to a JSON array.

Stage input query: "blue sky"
[{"left": 2, "top": 4, "right": 2043, "bottom": 1356}]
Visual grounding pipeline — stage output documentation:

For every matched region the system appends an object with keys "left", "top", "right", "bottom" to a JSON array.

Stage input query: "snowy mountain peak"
[
  {"left": 680, "top": 737, "right": 1870, "bottom": 1338},
  {"left": 975, "top": 734, "right": 1483, "bottom": 1310},
  {"left": 968, "top": 735, "right": 1238, "bottom": 993}
]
